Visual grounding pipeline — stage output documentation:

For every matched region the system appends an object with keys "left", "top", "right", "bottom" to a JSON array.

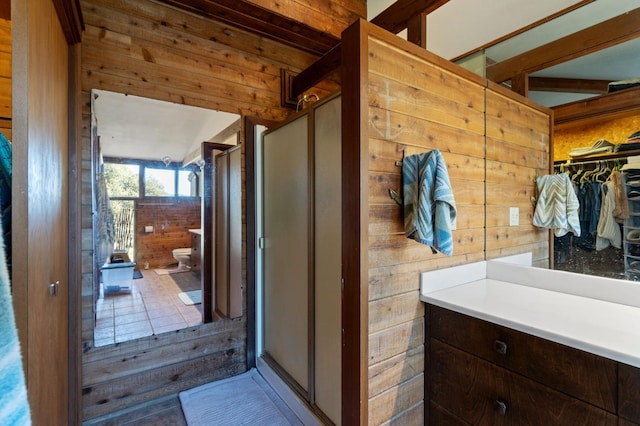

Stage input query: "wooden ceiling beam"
[
  {"left": 486, "top": 8, "right": 640, "bottom": 83},
  {"left": 529, "top": 77, "right": 610, "bottom": 94},
  {"left": 407, "top": 12, "right": 428, "bottom": 48},
  {"left": 553, "top": 85, "right": 640, "bottom": 127},
  {"left": 370, "top": 0, "right": 449, "bottom": 35},
  {"left": 511, "top": 73, "right": 529, "bottom": 97},
  {"left": 154, "top": 0, "right": 339, "bottom": 56},
  {"left": 291, "top": 44, "right": 342, "bottom": 99}
]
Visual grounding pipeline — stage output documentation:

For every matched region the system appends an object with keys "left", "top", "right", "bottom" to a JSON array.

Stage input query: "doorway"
[{"left": 89, "top": 89, "right": 240, "bottom": 346}]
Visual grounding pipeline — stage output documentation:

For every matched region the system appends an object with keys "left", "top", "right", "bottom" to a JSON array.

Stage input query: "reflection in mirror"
[
  {"left": 550, "top": 159, "right": 627, "bottom": 281},
  {"left": 453, "top": 0, "right": 640, "bottom": 283},
  {"left": 458, "top": 0, "right": 640, "bottom": 109},
  {"left": 91, "top": 89, "right": 239, "bottom": 347}
]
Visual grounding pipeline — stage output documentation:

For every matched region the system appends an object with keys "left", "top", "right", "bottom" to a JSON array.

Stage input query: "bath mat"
[
  {"left": 178, "top": 290, "right": 201, "bottom": 305},
  {"left": 170, "top": 271, "right": 200, "bottom": 293},
  {"left": 179, "top": 368, "right": 302, "bottom": 426}
]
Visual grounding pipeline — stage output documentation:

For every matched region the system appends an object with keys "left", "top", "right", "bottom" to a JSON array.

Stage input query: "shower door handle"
[{"left": 49, "top": 280, "right": 60, "bottom": 296}]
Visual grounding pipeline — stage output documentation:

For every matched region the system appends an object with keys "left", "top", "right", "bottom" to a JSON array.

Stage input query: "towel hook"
[
  {"left": 389, "top": 149, "right": 407, "bottom": 206},
  {"left": 296, "top": 93, "right": 319, "bottom": 111}
]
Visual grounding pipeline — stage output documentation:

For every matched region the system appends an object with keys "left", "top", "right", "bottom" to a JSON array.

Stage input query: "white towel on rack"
[{"left": 533, "top": 173, "right": 581, "bottom": 237}]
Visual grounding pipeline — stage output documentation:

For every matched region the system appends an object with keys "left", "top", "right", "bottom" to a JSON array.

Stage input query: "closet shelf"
[{"left": 555, "top": 149, "right": 640, "bottom": 164}]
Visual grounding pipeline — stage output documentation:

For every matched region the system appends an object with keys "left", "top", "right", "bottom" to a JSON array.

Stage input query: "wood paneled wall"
[
  {"left": 247, "top": 0, "right": 365, "bottom": 39},
  {"left": 365, "top": 28, "right": 486, "bottom": 425},
  {"left": 79, "top": 0, "right": 339, "bottom": 119},
  {"left": 0, "top": 17, "right": 10, "bottom": 140},
  {"left": 134, "top": 198, "right": 200, "bottom": 269},
  {"left": 341, "top": 21, "right": 552, "bottom": 424},
  {"left": 81, "top": 320, "right": 247, "bottom": 419},
  {"left": 485, "top": 83, "right": 551, "bottom": 266},
  {"left": 78, "top": 0, "right": 352, "bottom": 420}
]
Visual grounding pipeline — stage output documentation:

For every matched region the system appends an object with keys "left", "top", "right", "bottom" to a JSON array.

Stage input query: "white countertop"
[{"left": 420, "top": 254, "right": 640, "bottom": 368}]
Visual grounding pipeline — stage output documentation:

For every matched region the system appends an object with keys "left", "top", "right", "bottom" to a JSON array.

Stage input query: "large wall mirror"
[
  {"left": 90, "top": 89, "right": 240, "bottom": 347},
  {"left": 457, "top": 0, "right": 640, "bottom": 281}
]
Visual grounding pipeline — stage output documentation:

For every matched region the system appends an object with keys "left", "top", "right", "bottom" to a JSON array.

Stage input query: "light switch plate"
[{"left": 509, "top": 207, "right": 519, "bottom": 226}]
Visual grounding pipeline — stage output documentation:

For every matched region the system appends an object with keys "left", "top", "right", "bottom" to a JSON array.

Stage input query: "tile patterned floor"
[{"left": 94, "top": 269, "right": 202, "bottom": 347}]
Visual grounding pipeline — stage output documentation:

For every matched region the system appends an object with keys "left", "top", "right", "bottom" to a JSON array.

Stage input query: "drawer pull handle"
[
  {"left": 493, "top": 339, "right": 508, "bottom": 355},
  {"left": 494, "top": 400, "right": 507, "bottom": 416}
]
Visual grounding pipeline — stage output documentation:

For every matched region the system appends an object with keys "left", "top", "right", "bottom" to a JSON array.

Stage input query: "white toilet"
[{"left": 172, "top": 248, "right": 192, "bottom": 269}]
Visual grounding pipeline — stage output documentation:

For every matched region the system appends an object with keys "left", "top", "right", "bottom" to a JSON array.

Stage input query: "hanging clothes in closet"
[{"left": 554, "top": 160, "right": 626, "bottom": 248}]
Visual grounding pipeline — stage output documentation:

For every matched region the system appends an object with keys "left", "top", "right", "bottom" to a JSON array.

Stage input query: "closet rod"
[{"left": 555, "top": 157, "right": 627, "bottom": 168}]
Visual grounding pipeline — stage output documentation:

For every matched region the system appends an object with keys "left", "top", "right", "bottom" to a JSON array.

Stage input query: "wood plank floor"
[{"left": 84, "top": 395, "right": 187, "bottom": 425}]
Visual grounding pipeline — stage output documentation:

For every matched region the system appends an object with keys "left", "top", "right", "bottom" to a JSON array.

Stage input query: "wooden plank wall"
[
  {"left": 360, "top": 24, "right": 551, "bottom": 425},
  {"left": 365, "top": 30, "right": 487, "bottom": 425},
  {"left": 0, "top": 17, "right": 10, "bottom": 140},
  {"left": 485, "top": 83, "right": 551, "bottom": 267},
  {"left": 134, "top": 198, "right": 200, "bottom": 269},
  {"left": 78, "top": 0, "right": 351, "bottom": 420},
  {"left": 247, "top": 0, "right": 365, "bottom": 38}
]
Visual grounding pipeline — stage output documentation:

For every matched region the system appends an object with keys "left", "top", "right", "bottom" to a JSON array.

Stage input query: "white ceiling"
[{"left": 93, "top": 89, "right": 239, "bottom": 163}]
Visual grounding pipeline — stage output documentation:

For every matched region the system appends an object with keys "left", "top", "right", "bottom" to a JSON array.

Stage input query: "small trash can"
[{"left": 101, "top": 261, "right": 136, "bottom": 293}]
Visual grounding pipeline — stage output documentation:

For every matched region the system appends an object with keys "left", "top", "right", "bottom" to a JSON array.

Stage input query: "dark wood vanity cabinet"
[
  {"left": 620, "top": 363, "right": 640, "bottom": 424},
  {"left": 426, "top": 304, "right": 640, "bottom": 425}
]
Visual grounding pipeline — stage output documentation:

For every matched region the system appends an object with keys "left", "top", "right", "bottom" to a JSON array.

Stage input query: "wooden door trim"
[
  {"left": 201, "top": 142, "right": 236, "bottom": 323},
  {"left": 68, "top": 42, "right": 82, "bottom": 426},
  {"left": 52, "top": 0, "right": 83, "bottom": 45},
  {"left": 244, "top": 116, "right": 275, "bottom": 369},
  {"left": 341, "top": 19, "right": 369, "bottom": 426}
]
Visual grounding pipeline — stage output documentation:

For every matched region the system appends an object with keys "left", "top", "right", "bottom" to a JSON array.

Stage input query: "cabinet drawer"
[
  {"left": 430, "top": 401, "right": 469, "bottom": 425},
  {"left": 431, "top": 339, "right": 618, "bottom": 425},
  {"left": 620, "top": 363, "right": 640, "bottom": 424},
  {"left": 430, "top": 305, "right": 617, "bottom": 412}
]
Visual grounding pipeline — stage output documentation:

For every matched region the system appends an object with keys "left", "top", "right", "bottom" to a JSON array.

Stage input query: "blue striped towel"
[
  {"left": 0, "top": 214, "right": 31, "bottom": 425},
  {"left": 403, "top": 149, "right": 457, "bottom": 256}
]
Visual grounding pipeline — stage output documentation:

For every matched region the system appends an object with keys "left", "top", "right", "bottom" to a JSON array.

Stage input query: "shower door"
[
  {"left": 259, "top": 95, "right": 342, "bottom": 424},
  {"left": 262, "top": 114, "right": 310, "bottom": 392}
]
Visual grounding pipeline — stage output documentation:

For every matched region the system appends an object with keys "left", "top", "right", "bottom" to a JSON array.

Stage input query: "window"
[
  {"left": 104, "top": 159, "right": 200, "bottom": 198},
  {"left": 144, "top": 167, "right": 175, "bottom": 197},
  {"left": 104, "top": 163, "right": 140, "bottom": 197},
  {"left": 179, "top": 170, "right": 196, "bottom": 196}
]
